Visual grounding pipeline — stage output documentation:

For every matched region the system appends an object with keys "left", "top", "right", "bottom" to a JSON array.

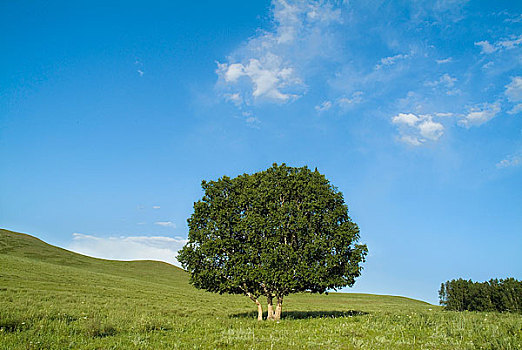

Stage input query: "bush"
[{"left": 439, "top": 278, "right": 522, "bottom": 312}]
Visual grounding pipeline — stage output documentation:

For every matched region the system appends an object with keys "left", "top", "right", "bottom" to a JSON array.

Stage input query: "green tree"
[
  {"left": 439, "top": 278, "right": 522, "bottom": 313},
  {"left": 177, "top": 163, "right": 368, "bottom": 321}
]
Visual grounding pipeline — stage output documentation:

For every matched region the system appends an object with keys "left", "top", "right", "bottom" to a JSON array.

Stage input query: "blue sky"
[{"left": 1, "top": 0, "right": 521, "bottom": 304}]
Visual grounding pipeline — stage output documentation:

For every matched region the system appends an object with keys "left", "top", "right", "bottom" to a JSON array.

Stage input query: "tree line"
[{"left": 439, "top": 278, "right": 522, "bottom": 313}]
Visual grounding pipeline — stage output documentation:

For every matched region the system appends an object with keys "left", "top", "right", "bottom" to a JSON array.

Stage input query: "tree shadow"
[{"left": 231, "top": 310, "right": 368, "bottom": 320}]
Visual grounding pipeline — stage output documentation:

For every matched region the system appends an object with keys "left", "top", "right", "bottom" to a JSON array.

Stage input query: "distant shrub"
[{"left": 439, "top": 278, "right": 522, "bottom": 312}]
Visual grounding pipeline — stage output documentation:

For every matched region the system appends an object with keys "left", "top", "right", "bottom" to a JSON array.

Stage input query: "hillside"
[
  {"left": 1, "top": 228, "right": 520, "bottom": 349},
  {"left": 0, "top": 228, "right": 188, "bottom": 287}
]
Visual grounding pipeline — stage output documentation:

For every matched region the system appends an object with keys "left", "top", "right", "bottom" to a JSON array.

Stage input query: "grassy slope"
[{"left": 0, "top": 228, "right": 520, "bottom": 349}]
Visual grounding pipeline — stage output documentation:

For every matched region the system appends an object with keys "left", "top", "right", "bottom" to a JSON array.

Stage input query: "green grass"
[{"left": 1, "top": 228, "right": 520, "bottom": 349}]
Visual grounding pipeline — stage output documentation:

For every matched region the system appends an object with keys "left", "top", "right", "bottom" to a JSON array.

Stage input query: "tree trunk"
[
  {"left": 274, "top": 296, "right": 283, "bottom": 321},
  {"left": 255, "top": 299, "right": 263, "bottom": 321},
  {"left": 247, "top": 293, "right": 263, "bottom": 321},
  {"left": 267, "top": 295, "right": 275, "bottom": 320}
]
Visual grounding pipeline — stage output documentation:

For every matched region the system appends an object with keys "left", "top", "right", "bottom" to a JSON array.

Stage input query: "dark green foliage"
[
  {"left": 178, "top": 163, "right": 367, "bottom": 302},
  {"left": 439, "top": 278, "right": 522, "bottom": 312}
]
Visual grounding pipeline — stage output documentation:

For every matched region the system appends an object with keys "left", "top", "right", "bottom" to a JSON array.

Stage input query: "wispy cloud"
[
  {"left": 224, "top": 93, "right": 242, "bottom": 106},
  {"left": 425, "top": 73, "right": 457, "bottom": 88},
  {"left": 504, "top": 14, "right": 522, "bottom": 23},
  {"left": 216, "top": 0, "right": 342, "bottom": 109},
  {"left": 475, "top": 35, "right": 522, "bottom": 54},
  {"left": 508, "top": 104, "right": 522, "bottom": 115},
  {"left": 214, "top": 0, "right": 521, "bottom": 147},
  {"left": 436, "top": 57, "right": 453, "bottom": 64},
  {"left": 315, "top": 91, "right": 364, "bottom": 113},
  {"left": 458, "top": 103, "right": 501, "bottom": 128},
  {"left": 375, "top": 54, "right": 409, "bottom": 70},
  {"left": 68, "top": 233, "right": 187, "bottom": 267},
  {"left": 496, "top": 152, "right": 522, "bottom": 168},
  {"left": 505, "top": 76, "right": 522, "bottom": 114},
  {"left": 337, "top": 91, "right": 363, "bottom": 107},
  {"left": 425, "top": 73, "right": 460, "bottom": 95},
  {"left": 475, "top": 40, "right": 497, "bottom": 54},
  {"left": 315, "top": 100, "right": 332, "bottom": 113},
  {"left": 244, "top": 114, "right": 261, "bottom": 129},
  {"left": 505, "top": 77, "right": 522, "bottom": 101},
  {"left": 135, "top": 58, "right": 144, "bottom": 76},
  {"left": 154, "top": 221, "right": 176, "bottom": 228},
  {"left": 152, "top": 205, "right": 161, "bottom": 209}
]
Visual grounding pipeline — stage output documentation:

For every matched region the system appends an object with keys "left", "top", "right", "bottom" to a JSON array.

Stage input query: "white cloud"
[
  {"left": 337, "top": 91, "right": 363, "bottom": 107},
  {"left": 375, "top": 54, "right": 409, "bottom": 69},
  {"left": 154, "top": 221, "right": 176, "bottom": 228},
  {"left": 439, "top": 73, "right": 457, "bottom": 87},
  {"left": 315, "top": 92, "right": 363, "bottom": 113},
  {"left": 482, "top": 61, "right": 494, "bottom": 69},
  {"left": 392, "top": 113, "right": 444, "bottom": 145},
  {"left": 315, "top": 100, "right": 332, "bottom": 112},
  {"left": 152, "top": 206, "right": 161, "bottom": 209},
  {"left": 508, "top": 104, "right": 522, "bottom": 115},
  {"left": 425, "top": 73, "right": 457, "bottom": 88},
  {"left": 399, "top": 135, "right": 422, "bottom": 146},
  {"left": 272, "top": 0, "right": 342, "bottom": 44},
  {"left": 505, "top": 76, "right": 522, "bottom": 114},
  {"left": 418, "top": 119, "right": 444, "bottom": 141},
  {"left": 504, "top": 14, "right": 522, "bottom": 23},
  {"left": 68, "top": 233, "right": 187, "bottom": 267},
  {"left": 217, "top": 55, "right": 300, "bottom": 102},
  {"left": 213, "top": 0, "right": 518, "bottom": 147},
  {"left": 496, "top": 152, "right": 522, "bottom": 168},
  {"left": 216, "top": 0, "right": 343, "bottom": 106},
  {"left": 498, "top": 35, "right": 522, "bottom": 49},
  {"left": 244, "top": 115, "right": 261, "bottom": 128},
  {"left": 458, "top": 102, "right": 501, "bottom": 128},
  {"left": 436, "top": 57, "right": 452, "bottom": 64},
  {"left": 134, "top": 58, "right": 144, "bottom": 76},
  {"left": 446, "top": 89, "right": 461, "bottom": 96},
  {"left": 392, "top": 113, "right": 420, "bottom": 126},
  {"left": 475, "top": 40, "right": 497, "bottom": 54},
  {"left": 475, "top": 35, "right": 522, "bottom": 54},
  {"left": 505, "top": 76, "right": 522, "bottom": 102},
  {"left": 223, "top": 63, "right": 245, "bottom": 82},
  {"left": 224, "top": 93, "right": 243, "bottom": 106}
]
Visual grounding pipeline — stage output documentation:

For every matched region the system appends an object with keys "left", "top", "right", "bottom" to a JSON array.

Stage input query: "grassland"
[{"left": 0, "top": 228, "right": 520, "bottom": 349}]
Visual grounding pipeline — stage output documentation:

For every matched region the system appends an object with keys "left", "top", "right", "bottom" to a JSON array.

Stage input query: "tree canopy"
[{"left": 177, "top": 163, "right": 367, "bottom": 320}]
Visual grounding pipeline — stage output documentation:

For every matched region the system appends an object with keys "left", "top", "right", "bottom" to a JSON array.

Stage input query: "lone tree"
[{"left": 177, "top": 163, "right": 367, "bottom": 321}]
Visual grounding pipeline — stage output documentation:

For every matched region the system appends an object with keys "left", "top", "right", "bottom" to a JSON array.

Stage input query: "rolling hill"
[{"left": 1, "top": 228, "right": 519, "bottom": 349}]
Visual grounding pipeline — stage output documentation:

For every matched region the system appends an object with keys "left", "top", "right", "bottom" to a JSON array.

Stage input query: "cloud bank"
[{"left": 68, "top": 233, "right": 187, "bottom": 267}]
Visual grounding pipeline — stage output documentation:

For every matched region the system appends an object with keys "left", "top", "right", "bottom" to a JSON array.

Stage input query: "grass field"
[{"left": 1, "top": 228, "right": 521, "bottom": 349}]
